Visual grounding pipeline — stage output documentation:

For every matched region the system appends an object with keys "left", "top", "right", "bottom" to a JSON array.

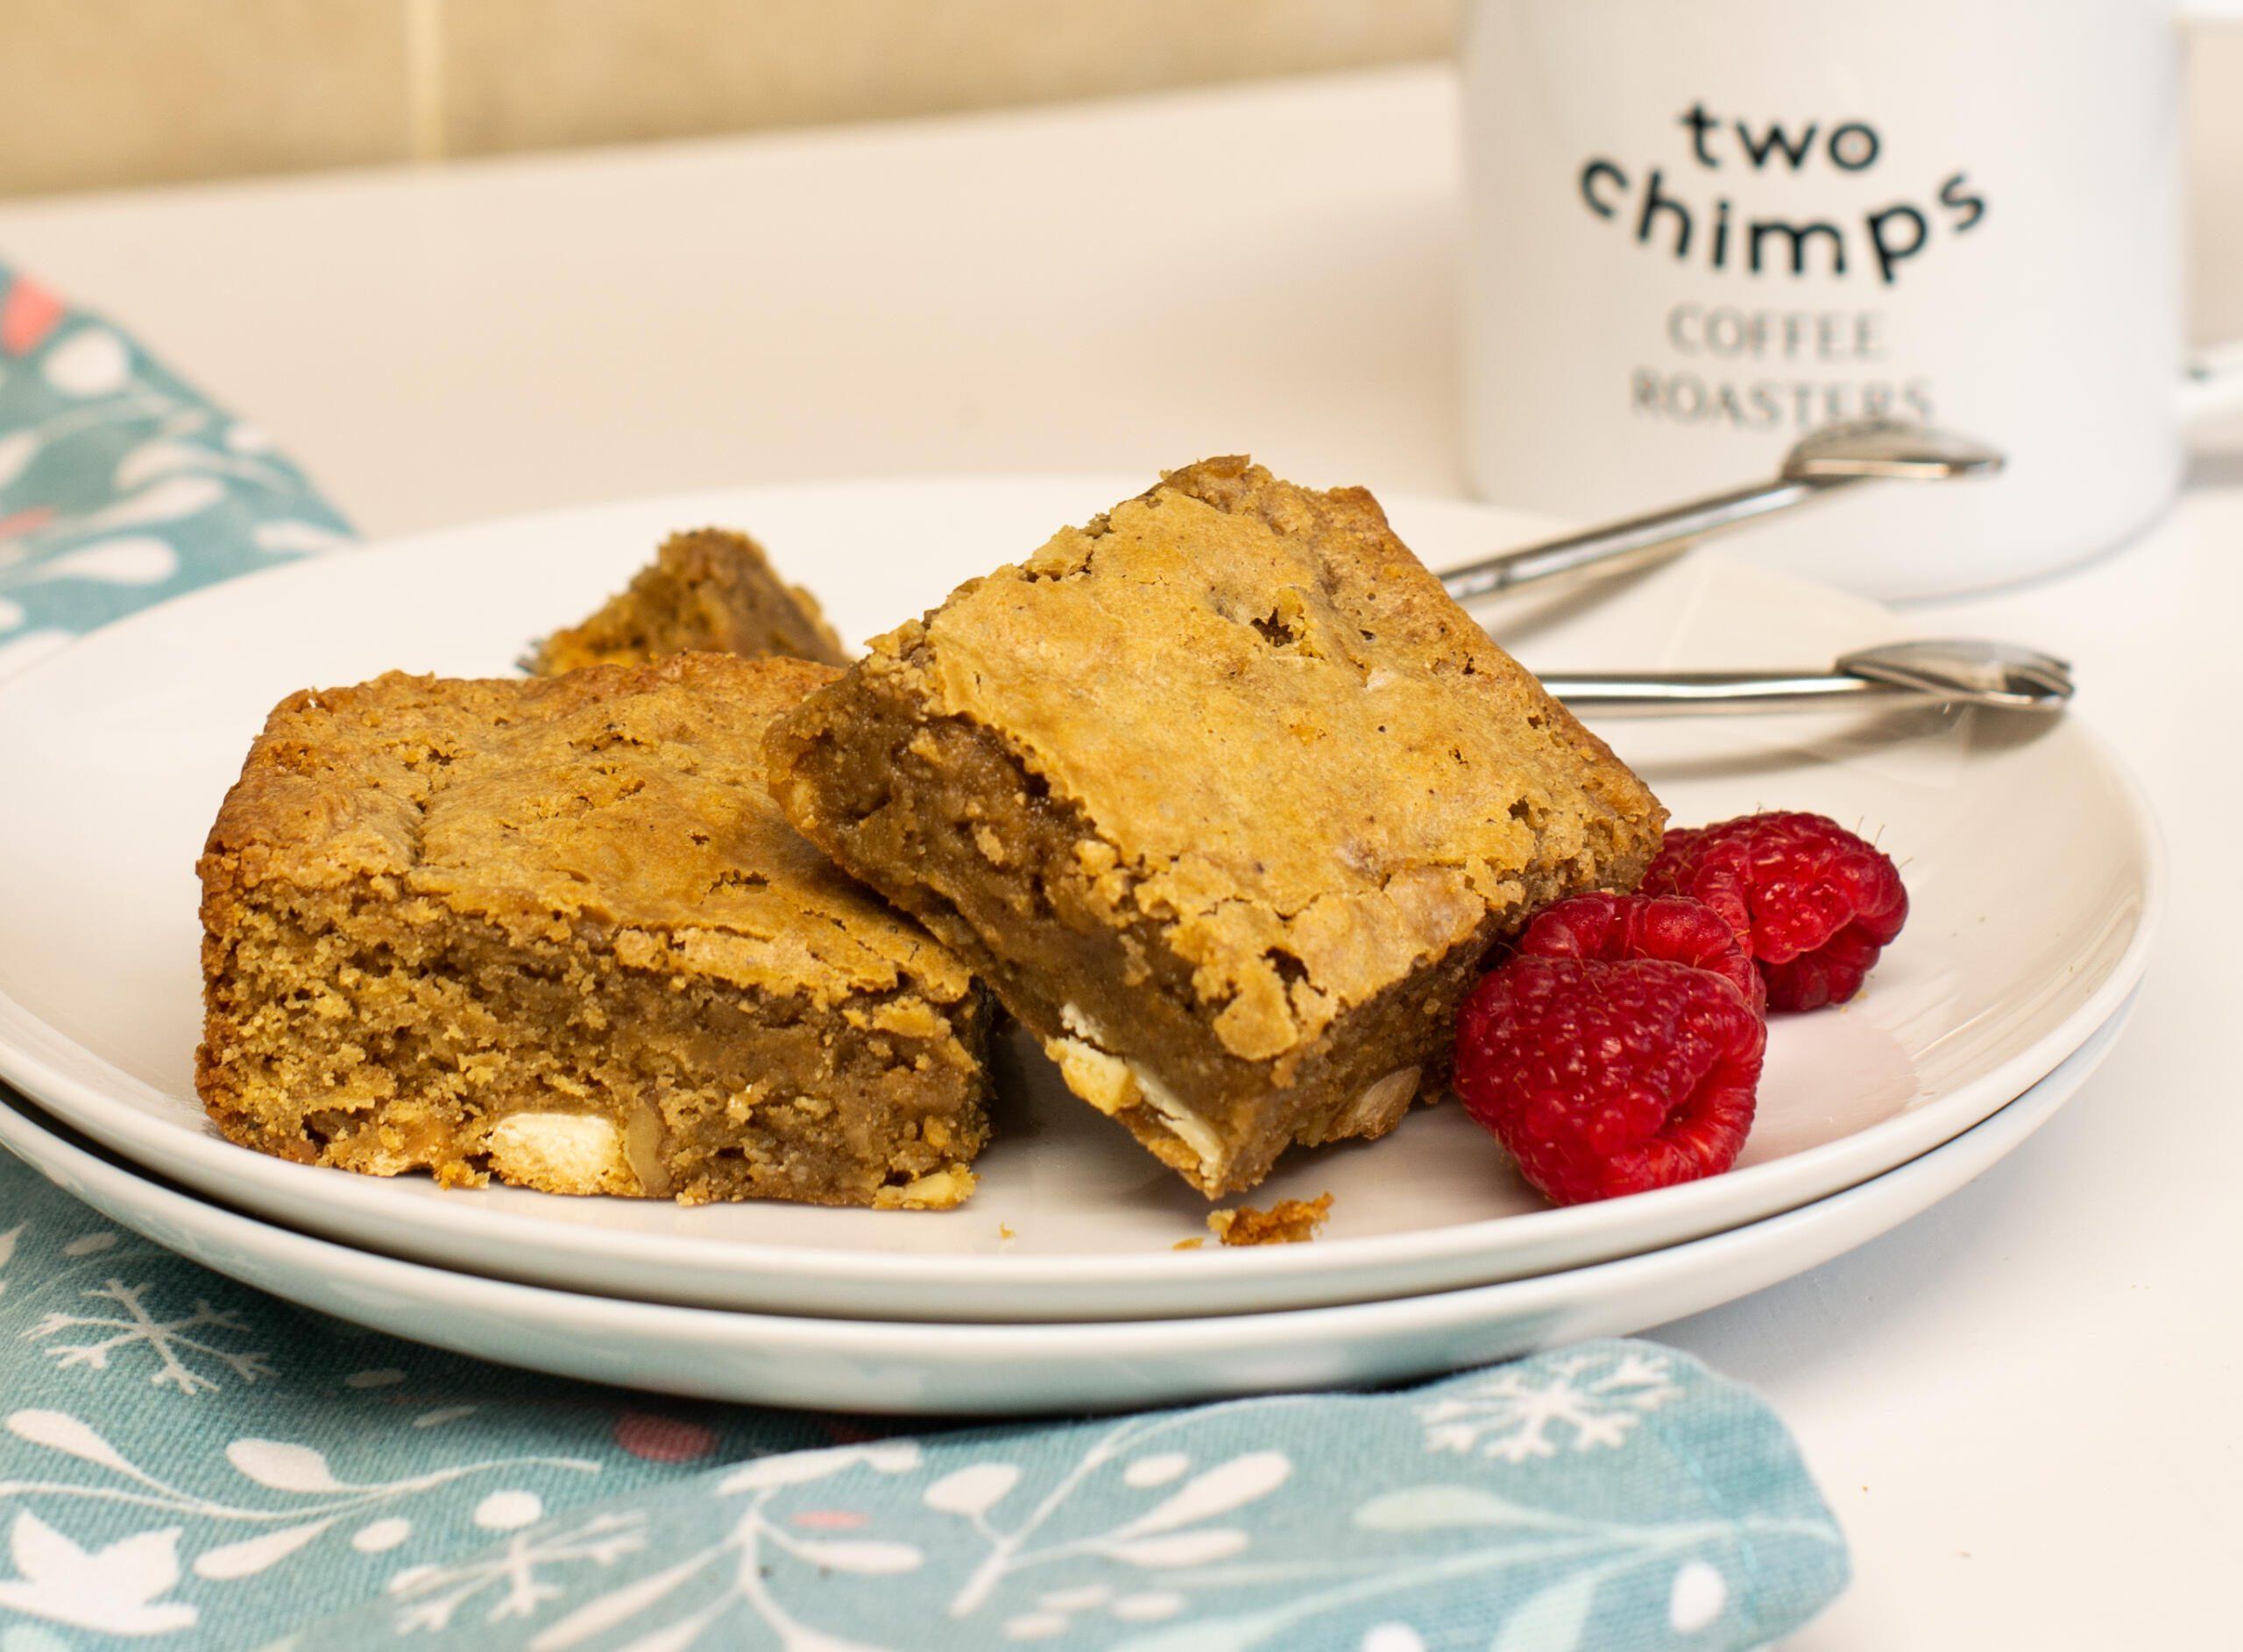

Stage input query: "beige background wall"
[{"left": 0, "top": 0, "right": 1460, "bottom": 197}]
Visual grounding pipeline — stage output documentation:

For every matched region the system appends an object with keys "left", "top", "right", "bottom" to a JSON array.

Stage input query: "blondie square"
[
  {"left": 766, "top": 457, "right": 1666, "bottom": 1197},
  {"left": 530, "top": 528, "right": 847, "bottom": 674},
  {"left": 198, "top": 653, "right": 988, "bottom": 1208}
]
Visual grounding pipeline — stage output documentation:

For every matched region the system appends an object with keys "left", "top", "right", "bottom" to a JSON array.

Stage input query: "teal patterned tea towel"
[
  {"left": 0, "top": 260, "right": 1850, "bottom": 1650},
  {"left": 0, "top": 268, "right": 349, "bottom": 674}
]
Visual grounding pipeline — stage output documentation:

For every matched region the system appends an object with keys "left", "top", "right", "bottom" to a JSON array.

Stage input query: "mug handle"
[
  {"left": 2183, "top": 0, "right": 2243, "bottom": 423},
  {"left": 2183, "top": 342, "right": 2243, "bottom": 424}
]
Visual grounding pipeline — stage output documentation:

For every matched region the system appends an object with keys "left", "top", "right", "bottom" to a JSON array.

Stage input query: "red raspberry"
[
  {"left": 1454, "top": 957, "right": 1765, "bottom": 1205},
  {"left": 1641, "top": 811, "right": 1907, "bottom": 1012},
  {"left": 1511, "top": 890, "right": 1765, "bottom": 1017}
]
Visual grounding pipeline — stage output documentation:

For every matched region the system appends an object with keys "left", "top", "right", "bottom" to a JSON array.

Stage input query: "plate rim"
[
  {"left": 0, "top": 994, "right": 2132, "bottom": 1407},
  {"left": 0, "top": 477, "right": 2169, "bottom": 1311}
]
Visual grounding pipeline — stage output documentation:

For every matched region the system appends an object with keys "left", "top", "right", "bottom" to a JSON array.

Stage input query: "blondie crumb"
[{"left": 1208, "top": 1194, "right": 1334, "bottom": 1246}]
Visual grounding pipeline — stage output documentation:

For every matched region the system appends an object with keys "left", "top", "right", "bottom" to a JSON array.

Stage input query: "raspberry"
[
  {"left": 1511, "top": 890, "right": 1765, "bottom": 1016},
  {"left": 1454, "top": 957, "right": 1765, "bottom": 1205},
  {"left": 1641, "top": 811, "right": 1907, "bottom": 1012}
]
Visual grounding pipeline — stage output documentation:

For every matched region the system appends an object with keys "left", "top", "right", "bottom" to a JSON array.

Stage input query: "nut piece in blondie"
[
  {"left": 198, "top": 653, "right": 987, "bottom": 1208},
  {"left": 767, "top": 457, "right": 1665, "bottom": 1197}
]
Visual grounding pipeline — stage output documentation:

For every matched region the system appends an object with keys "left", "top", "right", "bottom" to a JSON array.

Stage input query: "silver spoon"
[
  {"left": 1438, "top": 420, "right": 2006, "bottom": 603},
  {"left": 1538, "top": 639, "right": 2073, "bottom": 717}
]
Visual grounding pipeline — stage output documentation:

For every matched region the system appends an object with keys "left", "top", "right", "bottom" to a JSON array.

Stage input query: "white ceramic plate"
[
  {"left": 0, "top": 995, "right": 2133, "bottom": 1414},
  {"left": 0, "top": 479, "right": 2160, "bottom": 1321}
]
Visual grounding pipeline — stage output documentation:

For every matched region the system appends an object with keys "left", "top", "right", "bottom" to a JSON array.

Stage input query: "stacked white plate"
[{"left": 0, "top": 480, "right": 2161, "bottom": 1414}]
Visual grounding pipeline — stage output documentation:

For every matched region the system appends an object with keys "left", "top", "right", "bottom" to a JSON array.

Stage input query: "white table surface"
[{"left": 2, "top": 65, "right": 2235, "bottom": 1650}]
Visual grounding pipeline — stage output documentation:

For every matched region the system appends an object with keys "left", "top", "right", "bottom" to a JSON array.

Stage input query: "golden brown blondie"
[
  {"left": 530, "top": 528, "right": 846, "bottom": 674},
  {"left": 198, "top": 653, "right": 987, "bottom": 1207},
  {"left": 767, "top": 457, "right": 1665, "bottom": 1197}
]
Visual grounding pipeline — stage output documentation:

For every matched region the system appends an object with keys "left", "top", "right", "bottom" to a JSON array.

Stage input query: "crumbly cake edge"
[
  {"left": 763, "top": 457, "right": 1664, "bottom": 1195},
  {"left": 196, "top": 844, "right": 993, "bottom": 1208},
  {"left": 196, "top": 655, "right": 989, "bottom": 1207}
]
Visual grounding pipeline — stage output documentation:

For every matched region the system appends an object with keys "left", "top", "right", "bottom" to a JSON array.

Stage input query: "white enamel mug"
[{"left": 1460, "top": 0, "right": 2243, "bottom": 599}]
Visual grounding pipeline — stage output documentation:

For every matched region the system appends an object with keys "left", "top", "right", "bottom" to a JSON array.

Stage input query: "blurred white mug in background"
[{"left": 1461, "top": 0, "right": 2243, "bottom": 600}]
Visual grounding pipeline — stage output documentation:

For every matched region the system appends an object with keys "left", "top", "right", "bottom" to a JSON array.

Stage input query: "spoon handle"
[
  {"left": 1438, "top": 475, "right": 1858, "bottom": 604},
  {"left": 1539, "top": 669, "right": 1909, "bottom": 717},
  {"left": 1437, "top": 419, "right": 2004, "bottom": 605}
]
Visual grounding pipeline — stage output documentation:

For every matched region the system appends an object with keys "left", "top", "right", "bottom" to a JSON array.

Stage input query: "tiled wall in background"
[{"left": 0, "top": 0, "right": 1460, "bottom": 196}]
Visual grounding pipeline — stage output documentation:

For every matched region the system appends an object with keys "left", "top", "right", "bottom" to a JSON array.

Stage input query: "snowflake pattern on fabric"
[
  {"left": 30, "top": 1280, "right": 275, "bottom": 1394},
  {"left": 1418, "top": 1349, "right": 1684, "bottom": 1463}
]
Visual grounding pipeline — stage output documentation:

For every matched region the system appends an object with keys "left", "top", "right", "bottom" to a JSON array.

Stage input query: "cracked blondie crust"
[
  {"left": 198, "top": 653, "right": 988, "bottom": 1207},
  {"left": 766, "top": 457, "right": 1665, "bottom": 1197},
  {"left": 530, "top": 527, "right": 846, "bottom": 674}
]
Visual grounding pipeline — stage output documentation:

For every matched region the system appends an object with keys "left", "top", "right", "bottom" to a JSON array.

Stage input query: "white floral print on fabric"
[
  {"left": 0, "top": 1510, "right": 197, "bottom": 1635},
  {"left": 385, "top": 1512, "right": 647, "bottom": 1632},
  {"left": 279, "top": 1361, "right": 1847, "bottom": 1651},
  {"left": 0, "top": 1176, "right": 837, "bottom": 1648}
]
